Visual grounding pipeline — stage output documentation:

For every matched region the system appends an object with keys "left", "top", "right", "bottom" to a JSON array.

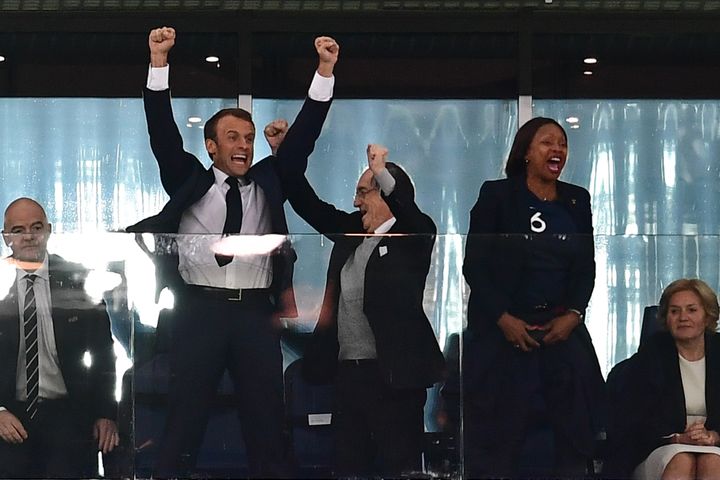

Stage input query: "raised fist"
[
  {"left": 149, "top": 27, "right": 176, "bottom": 60},
  {"left": 366, "top": 144, "right": 389, "bottom": 174},
  {"left": 315, "top": 36, "right": 340, "bottom": 66},
  {"left": 263, "top": 119, "right": 289, "bottom": 156}
]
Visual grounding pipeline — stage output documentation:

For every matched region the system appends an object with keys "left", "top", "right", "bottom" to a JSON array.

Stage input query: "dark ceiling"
[
  {"left": 0, "top": 0, "right": 720, "bottom": 12},
  {"left": 0, "top": 1, "right": 718, "bottom": 98}
]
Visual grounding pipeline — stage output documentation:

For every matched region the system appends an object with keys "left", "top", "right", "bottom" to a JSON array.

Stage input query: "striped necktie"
[{"left": 23, "top": 274, "right": 39, "bottom": 420}]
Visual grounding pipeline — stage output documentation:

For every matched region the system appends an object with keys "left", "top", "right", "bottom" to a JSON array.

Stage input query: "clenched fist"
[
  {"left": 264, "top": 119, "right": 289, "bottom": 156},
  {"left": 366, "top": 144, "right": 389, "bottom": 175},
  {"left": 315, "top": 36, "right": 340, "bottom": 77},
  {"left": 149, "top": 26, "right": 176, "bottom": 67}
]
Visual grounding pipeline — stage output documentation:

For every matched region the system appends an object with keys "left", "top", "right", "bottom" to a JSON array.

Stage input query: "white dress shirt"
[
  {"left": 145, "top": 64, "right": 334, "bottom": 289},
  {"left": 177, "top": 167, "right": 274, "bottom": 288},
  {"left": 14, "top": 255, "right": 68, "bottom": 402}
]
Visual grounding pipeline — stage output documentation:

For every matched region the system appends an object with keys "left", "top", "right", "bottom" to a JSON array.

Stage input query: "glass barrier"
[
  {"left": 125, "top": 232, "right": 463, "bottom": 479},
  {"left": 0, "top": 97, "right": 236, "bottom": 232},
  {"left": 2, "top": 232, "right": 720, "bottom": 479}
]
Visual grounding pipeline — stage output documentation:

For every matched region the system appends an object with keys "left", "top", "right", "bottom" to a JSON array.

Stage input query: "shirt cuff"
[
  {"left": 147, "top": 64, "right": 170, "bottom": 91},
  {"left": 308, "top": 71, "right": 334, "bottom": 102},
  {"left": 374, "top": 168, "right": 396, "bottom": 196}
]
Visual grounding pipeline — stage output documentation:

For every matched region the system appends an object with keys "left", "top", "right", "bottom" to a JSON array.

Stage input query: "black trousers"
[
  {"left": 334, "top": 360, "right": 427, "bottom": 478},
  {"left": 464, "top": 341, "right": 590, "bottom": 479},
  {"left": 0, "top": 399, "right": 96, "bottom": 479},
  {"left": 154, "top": 288, "right": 288, "bottom": 478}
]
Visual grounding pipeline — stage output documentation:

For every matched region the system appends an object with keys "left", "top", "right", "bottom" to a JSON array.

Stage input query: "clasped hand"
[
  {"left": 675, "top": 421, "right": 720, "bottom": 446},
  {"left": 497, "top": 311, "right": 580, "bottom": 352}
]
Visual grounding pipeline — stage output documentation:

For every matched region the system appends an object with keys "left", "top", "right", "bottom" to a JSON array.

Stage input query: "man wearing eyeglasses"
[
  {"left": 0, "top": 198, "right": 118, "bottom": 478},
  {"left": 276, "top": 141, "right": 446, "bottom": 477}
]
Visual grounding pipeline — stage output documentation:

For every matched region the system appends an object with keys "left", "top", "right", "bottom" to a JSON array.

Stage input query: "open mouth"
[
  {"left": 547, "top": 156, "right": 562, "bottom": 174},
  {"left": 231, "top": 154, "right": 248, "bottom": 165}
]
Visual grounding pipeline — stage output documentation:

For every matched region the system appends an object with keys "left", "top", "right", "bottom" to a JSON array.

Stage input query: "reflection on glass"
[{"left": 1, "top": 95, "right": 720, "bottom": 477}]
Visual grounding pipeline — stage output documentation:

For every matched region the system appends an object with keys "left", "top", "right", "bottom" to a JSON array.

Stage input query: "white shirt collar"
[
  {"left": 14, "top": 253, "right": 50, "bottom": 283},
  {"left": 212, "top": 166, "right": 250, "bottom": 188},
  {"left": 374, "top": 217, "right": 397, "bottom": 235}
]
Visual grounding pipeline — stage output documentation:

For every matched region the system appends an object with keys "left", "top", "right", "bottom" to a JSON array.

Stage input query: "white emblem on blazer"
[
  {"left": 379, "top": 246, "right": 388, "bottom": 257},
  {"left": 530, "top": 211, "right": 547, "bottom": 233}
]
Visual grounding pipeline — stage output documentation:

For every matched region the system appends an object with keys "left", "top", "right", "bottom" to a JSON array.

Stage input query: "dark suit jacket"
[
  {"left": 463, "top": 175, "right": 596, "bottom": 331},
  {"left": 284, "top": 172, "right": 446, "bottom": 389},
  {"left": 0, "top": 254, "right": 116, "bottom": 423},
  {"left": 126, "top": 88, "right": 331, "bottom": 317},
  {"left": 462, "top": 175, "right": 604, "bottom": 456},
  {"left": 608, "top": 331, "right": 720, "bottom": 476}
]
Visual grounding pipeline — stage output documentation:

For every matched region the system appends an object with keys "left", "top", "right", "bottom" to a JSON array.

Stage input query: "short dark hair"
[
  {"left": 505, "top": 117, "right": 567, "bottom": 178},
  {"left": 203, "top": 108, "right": 255, "bottom": 160},
  {"left": 383, "top": 161, "right": 415, "bottom": 200},
  {"left": 658, "top": 278, "right": 719, "bottom": 332}
]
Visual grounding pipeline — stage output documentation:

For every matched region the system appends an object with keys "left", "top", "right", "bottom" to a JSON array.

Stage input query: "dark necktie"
[
  {"left": 215, "top": 177, "right": 243, "bottom": 267},
  {"left": 23, "top": 274, "right": 39, "bottom": 419}
]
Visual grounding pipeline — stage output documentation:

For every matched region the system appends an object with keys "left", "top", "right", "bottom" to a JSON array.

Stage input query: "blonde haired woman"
[{"left": 617, "top": 279, "right": 720, "bottom": 479}]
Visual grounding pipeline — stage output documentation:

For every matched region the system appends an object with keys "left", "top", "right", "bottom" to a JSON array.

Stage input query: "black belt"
[{"left": 183, "top": 285, "right": 271, "bottom": 303}]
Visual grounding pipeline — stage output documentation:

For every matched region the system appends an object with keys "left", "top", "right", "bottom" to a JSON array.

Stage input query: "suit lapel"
[
  {"left": 508, "top": 176, "right": 530, "bottom": 233},
  {"left": 0, "top": 276, "right": 20, "bottom": 379},
  {"left": 661, "top": 337, "right": 688, "bottom": 422},
  {"left": 248, "top": 160, "right": 288, "bottom": 234},
  {"left": 706, "top": 334, "right": 720, "bottom": 426},
  {"left": 47, "top": 255, "right": 69, "bottom": 370}
]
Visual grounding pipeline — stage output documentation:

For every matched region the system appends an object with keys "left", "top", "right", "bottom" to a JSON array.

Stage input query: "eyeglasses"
[{"left": 354, "top": 187, "right": 378, "bottom": 200}]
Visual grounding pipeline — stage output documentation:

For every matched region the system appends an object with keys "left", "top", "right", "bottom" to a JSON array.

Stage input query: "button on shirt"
[
  {"left": 14, "top": 256, "right": 68, "bottom": 402},
  {"left": 146, "top": 64, "right": 335, "bottom": 289},
  {"left": 177, "top": 168, "right": 274, "bottom": 289}
]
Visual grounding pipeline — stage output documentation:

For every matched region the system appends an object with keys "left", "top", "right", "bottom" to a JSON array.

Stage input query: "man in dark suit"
[
  {"left": 0, "top": 197, "right": 118, "bottom": 478},
  {"left": 277, "top": 142, "right": 446, "bottom": 477},
  {"left": 125, "top": 27, "right": 337, "bottom": 478}
]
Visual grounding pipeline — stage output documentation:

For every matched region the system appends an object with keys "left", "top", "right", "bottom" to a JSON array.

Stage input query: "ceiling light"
[
  {"left": 188, "top": 116, "right": 202, "bottom": 123},
  {"left": 205, "top": 55, "right": 220, "bottom": 63},
  {"left": 0, "top": 55, "right": 5, "bottom": 62},
  {"left": 583, "top": 70, "right": 593, "bottom": 76},
  {"left": 583, "top": 57, "right": 598, "bottom": 64},
  {"left": 565, "top": 116, "right": 579, "bottom": 124},
  {"left": 570, "top": 125, "right": 580, "bottom": 129}
]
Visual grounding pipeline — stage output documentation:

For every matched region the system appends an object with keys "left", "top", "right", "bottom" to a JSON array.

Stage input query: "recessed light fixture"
[
  {"left": 583, "top": 57, "right": 598, "bottom": 64},
  {"left": 186, "top": 123, "right": 192, "bottom": 128},
  {"left": 0, "top": 55, "right": 5, "bottom": 62},
  {"left": 205, "top": 55, "right": 220, "bottom": 63},
  {"left": 570, "top": 125, "right": 580, "bottom": 129},
  {"left": 583, "top": 70, "right": 593, "bottom": 76},
  {"left": 566, "top": 116, "right": 579, "bottom": 124},
  {"left": 188, "top": 116, "right": 202, "bottom": 123}
]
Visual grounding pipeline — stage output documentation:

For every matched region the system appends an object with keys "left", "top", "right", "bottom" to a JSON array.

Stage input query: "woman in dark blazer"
[
  {"left": 610, "top": 279, "right": 720, "bottom": 479},
  {"left": 462, "top": 117, "right": 605, "bottom": 478}
]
